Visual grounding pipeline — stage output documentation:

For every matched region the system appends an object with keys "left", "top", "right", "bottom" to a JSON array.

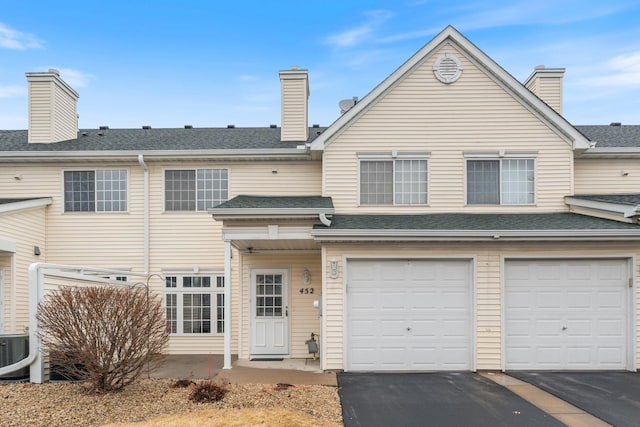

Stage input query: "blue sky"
[{"left": 1, "top": 0, "right": 639, "bottom": 130}]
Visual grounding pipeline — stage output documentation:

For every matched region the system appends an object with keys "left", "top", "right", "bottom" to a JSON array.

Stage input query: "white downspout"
[
  {"left": 319, "top": 212, "right": 332, "bottom": 227},
  {"left": 137, "top": 154, "right": 150, "bottom": 274},
  {"left": 223, "top": 240, "right": 232, "bottom": 369}
]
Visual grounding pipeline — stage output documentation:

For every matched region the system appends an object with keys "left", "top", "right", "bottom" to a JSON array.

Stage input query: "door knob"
[
  {"left": 406, "top": 327, "right": 411, "bottom": 331},
  {"left": 562, "top": 326, "right": 567, "bottom": 331}
]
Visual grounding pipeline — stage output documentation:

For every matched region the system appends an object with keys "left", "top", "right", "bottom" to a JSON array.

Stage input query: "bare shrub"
[
  {"left": 37, "top": 285, "right": 169, "bottom": 392},
  {"left": 188, "top": 377, "right": 229, "bottom": 403}
]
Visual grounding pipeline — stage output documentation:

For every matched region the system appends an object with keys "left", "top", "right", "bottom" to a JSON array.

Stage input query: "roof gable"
[{"left": 310, "top": 26, "right": 590, "bottom": 151}]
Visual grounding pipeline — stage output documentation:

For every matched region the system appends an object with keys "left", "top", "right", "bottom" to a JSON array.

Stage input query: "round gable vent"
[{"left": 433, "top": 53, "right": 463, "bottom": 84}]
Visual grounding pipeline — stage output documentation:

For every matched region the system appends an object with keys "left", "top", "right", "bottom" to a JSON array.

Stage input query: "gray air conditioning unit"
[{"left": 0, "top": 334, "right": 29, "bottom": 381}]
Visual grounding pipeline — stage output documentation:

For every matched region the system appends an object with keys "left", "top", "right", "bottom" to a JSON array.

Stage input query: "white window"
[
  {"left": 164, "top": 274, "right": 225, "bottom": 335},
  {"left": 466, "top": 158, "right": 535, "bottom": 205},
  {"left": 64, "top": 169, "right": 127, "bottom": 212},
  {"left": 360, "top": 158, "right": 428, "bottom": 205},
  {"left": 164, "top": 168, "right": 228, "bottom": 211}
]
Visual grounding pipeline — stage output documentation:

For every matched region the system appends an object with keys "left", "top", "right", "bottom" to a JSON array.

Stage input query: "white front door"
[
  {"left": 250, "top": 269, "right": 289, "bottom": 356},
  {"left": 505, "top": 259, "right": 629, "bottom": 370}
]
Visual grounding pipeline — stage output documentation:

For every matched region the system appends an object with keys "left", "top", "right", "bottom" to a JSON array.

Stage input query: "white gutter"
[
  {"left": 319, "top": 212, "right": 332, "bottom": 227},
  {"left": 311, "top": 229, "right": 640, "bottom": 241},
  {"left": 138, "top": 154, "right": 150, "bottom": 274},
  {"left": 565, "top": 196, "right": 640, "bottom": 219},
  {"left": 0, "top": 148, "right": 311, "bottom": 161},
  {"left": 0, "top": 197, "right": 52, "bottom": 214}
]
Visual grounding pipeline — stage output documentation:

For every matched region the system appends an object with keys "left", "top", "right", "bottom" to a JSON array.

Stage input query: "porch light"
[{"left": 302, "top": 269, "right": 311, "bottom": 285}]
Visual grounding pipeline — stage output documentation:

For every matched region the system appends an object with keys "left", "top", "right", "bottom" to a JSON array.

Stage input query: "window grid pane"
[
  {"left": 502, "top": 159, "right": 534, "bottom": 204},
  {"left": 467, "top": 160, "right": 500, "bottom": 204},
  {"left": 165, "top": 170, "right": 196, "bottom": 211},
  {"left": 64, "top": 170, "right": 95, "bottom": 212},
  {"left": 216, "top": 294, "right": 224, "bottom": 334},
  {"left": 182, "top": 293, "right": 211, "bottom": 334},
  {"left": 197, "top": 169, "right": 229, "bottom": 210},
  {"left": 255, "top": 274, "right": 284, "bottom": 317},
  {"left": 165, "top": 293, "right": 177, "bottom": 334},
  {"left": 96, "top": 169, "right": 127, "bottom": 212},
  {"left": 360, "top": 161, "right": 393, "bottom": 205},
  {"left": 395, "top": 159, "right": 428, "bottom": 205}
]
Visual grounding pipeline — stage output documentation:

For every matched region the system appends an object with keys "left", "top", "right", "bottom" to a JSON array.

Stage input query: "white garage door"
[
  {"left": 505, "top": 259, "right": 629, "bottom": 370},
  {"left": 347, "top": 259, "right": 472, "bottom": 371}
]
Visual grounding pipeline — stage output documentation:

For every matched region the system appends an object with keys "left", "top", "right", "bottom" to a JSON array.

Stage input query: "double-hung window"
[
  {"left": 359, "top": 154, "right": 429, "bottom": 205},
  {"left": 64, "top": 169, "right": 128, "bottom": 212},
  {"left": 466, "top": 155, "right": 535, "bottom": 205},
  {"left": 165, "top": 168, "right": 228, "bottom": 211},
  {"left": 164, "top": 274, "right": 225, "bottom": 335}
]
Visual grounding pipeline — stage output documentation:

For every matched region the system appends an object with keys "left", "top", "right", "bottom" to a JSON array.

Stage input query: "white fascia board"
[
  {"left": 565, "top": 197, "right": 640, "bottom": 218},
  {"left": 210, "top": 208, "right": 334, "bottom": 218},
  {"left": 310, "top": 228, "right": 640, "bottom": 241},
  {"left": 310, "top": 26, "right": 590, "bottom": 152},
  {"left": 579, "top": 147, "right": 640, "bottom": 158},
  {"left": 221, "top": 226, "right": 314, "bottom": 241},
  {"left": 0, "top": 197, "right": 52, "bottom": 214},
  {"left": 0, "top": 148, "right": 310, "bottom": 162},
  {"left": 0, "top": 239, "right": 17, "bottom": 252}
]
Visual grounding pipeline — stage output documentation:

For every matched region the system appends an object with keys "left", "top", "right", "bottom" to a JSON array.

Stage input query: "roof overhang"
[
  {"left": 0, "top": 197, "right": 52, "bottom": 214},
  {"left": 221, "top": 225, "right": 321, "bottom": 251},
  {"left": 310, "top": 228, "right": 640, "bottom": 242},
  {"left": 310, "top": 25, "right": 591, "bottom": 152},
  {"left": 565, "top": 196, "right": 640, "bottom": 219},
  {"left": 576, "top": 147, "right": 640, "bottom": 158},
  {"left": 0, "top": 148, "right": 311, "bottom": 163},
  {"left": 210, "top": 207, "right": 334, "bottom": 221}
]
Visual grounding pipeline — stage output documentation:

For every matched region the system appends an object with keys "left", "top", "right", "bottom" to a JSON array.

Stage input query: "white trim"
[
  {"left": 342, "top": 255, "right": 477, "bottom": 372},
  {"left": 464, "top": 157, "right": 537, "bottom": 206},
  {"left": 310, "top": 26, "right": 590, "bottom": 152},
  {"left": 210, "top": 208, "right": 334, "bottom": 217},
  {"left": 579, "top": 147, "right": 640, "bottom": 158},
  {"left": 0, "top": 148, "right": 310, "bottom": 162},
  {"left": 223, "top": 240, "right": 232, "bottom": 369},
  {"left": 61, "top": 168, "right": 130, "bottom": 214},
  {"left": 311, "top": 229, "right": 640, "bottom": 240},
  {"left": 0, "top": 240, "right": 17, "bottom": 253},
  {"left": 501, "top": 255, "right": 636, "bottom": 372},
  {"left": 0, "top": 198, "right": 52, "bottom": 214},
  {"left": 163, "top": 166, "right": 230, "bottom": 213},
  {"left": 249, "top": 268, "right": 290, "bottom": 357},
  {"left": 138, "top": 155, "right": 150, "bottom": 274},
  {"left": 0, "top": 269, "right": 3, "bottom": 333},
  {"left": 221, "top": 226, "right": 314, "bottom": 242},
  {"left": 463, "top": 150, "right": 538, "bottom": 158},
  {"left": 565, "top": 196, "right": 640, "bottom": 218}
]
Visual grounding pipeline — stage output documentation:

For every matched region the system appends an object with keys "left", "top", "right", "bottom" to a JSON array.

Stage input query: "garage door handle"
[
  {"left": 562, "top": 326, "right": 567, "bottom": 331},
  {"left": 406, "top": 327, "right": 411, "bottom": 331}
]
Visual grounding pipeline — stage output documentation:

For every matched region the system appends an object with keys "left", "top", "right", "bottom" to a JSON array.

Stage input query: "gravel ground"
[{"left": 0, "top": 379, "right": 342, "bottom": 427}]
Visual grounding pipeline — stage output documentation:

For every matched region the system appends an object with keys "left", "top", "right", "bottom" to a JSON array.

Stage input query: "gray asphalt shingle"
[
  {"left": 576, "top": 125, "right": 640, "bottom": 148},
  {"left": 214, "top": 195, "right": 334, "bottom": 210},
  {"left": 314, "top": 212, "right": 640, "bottom": 230}
]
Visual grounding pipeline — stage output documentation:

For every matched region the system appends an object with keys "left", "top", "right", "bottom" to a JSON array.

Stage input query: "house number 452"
[{"left": 299, "top": 288, "right": 314, "bottom": 294}]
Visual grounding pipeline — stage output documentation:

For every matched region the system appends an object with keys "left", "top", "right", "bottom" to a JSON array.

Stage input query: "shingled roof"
[
  {"left": 313, "top": 212, "right": 640, "bottom": 231},
  {"left": 0, "top": 127, "right": 327, "bottom": 152},
  {"left": 576, "top": 125, "right": 640, "bottom": 148}
]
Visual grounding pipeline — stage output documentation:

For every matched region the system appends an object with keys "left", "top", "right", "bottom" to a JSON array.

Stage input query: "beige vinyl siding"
[
  {"left": 574, "top": 159, "right": 640, "bottom": 194},
  {"left": 280, "top": 79, "right": 309, "bottom": 141},
  {"left": 534, "top": 77, "right": 562, "bottom": 115},
  {"left": 323, "top": 43, "right": 573, "bottom": 213},
  {"left": 323, "top": 242, "right": 640, "bottom": 371},
  {"left": 27, "top": 79, "right": 77, "bottom": 143},
  {"left": 0, "top": 254, "right": 10, "bottom": 332},
  {"left": 239, "top": 252, "right": 321, "bottom": 359},
  {"left": 0, "top": 206, "right": 46, "bottom": 333}
]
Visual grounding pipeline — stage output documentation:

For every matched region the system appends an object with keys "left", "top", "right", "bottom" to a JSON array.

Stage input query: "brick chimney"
[
  {"left": 279, "top": 66, "right": 309, "bottom": 141},
  {"left": 524, "top": 65, "right": 565, "bottom": 115},
  {"left": 25, "top": 69, "right": 79, "bottom": 143}
]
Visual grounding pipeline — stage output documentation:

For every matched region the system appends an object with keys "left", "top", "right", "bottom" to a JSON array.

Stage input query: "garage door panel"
[
  {"left": 347, "top": 259, "right": 471, "bottom": 371},
  {"left": 505, "top": 259, "right": 628, "bottom": 370}
]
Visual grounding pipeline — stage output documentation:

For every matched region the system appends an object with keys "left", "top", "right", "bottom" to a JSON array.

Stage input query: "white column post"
[{"left": 223, "top": 240, "right": 232, "bottom": 369}]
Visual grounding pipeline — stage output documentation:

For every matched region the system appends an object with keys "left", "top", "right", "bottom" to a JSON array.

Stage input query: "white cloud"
[
  {"left": 580, "top": 51, "right": 640, "bottom": 87},
  {"left": 0, "top": 85, "right": 26, "bottom": 98},
  {"left": 46, "top": 67, "right": 94, "bottom": 88},
  {"left": 325, "top": 9, "right": 394, "bottom": 48},
  {"left": 0, "top": 22, "right": 42, "bottom": 50}
]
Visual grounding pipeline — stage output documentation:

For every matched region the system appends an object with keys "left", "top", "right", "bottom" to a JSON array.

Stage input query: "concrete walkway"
[
  {"left": 482, "top": 372, "right": 612, "bottom": 427},
  {"left": 151, "top": 355, "right": 337, "bottom": 386}
]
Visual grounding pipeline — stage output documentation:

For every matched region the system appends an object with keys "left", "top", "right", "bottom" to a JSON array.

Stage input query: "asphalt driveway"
[
  {"left": 338, "top": 372, "right": 565, "bottom": 427},
  {"left": 510, "top": 372, "right": 640, "bottom": 427}
]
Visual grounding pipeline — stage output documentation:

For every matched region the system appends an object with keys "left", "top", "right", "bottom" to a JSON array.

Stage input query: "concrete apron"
[{"left": 481, "top": 372, "right": 612, "bottom": 427}]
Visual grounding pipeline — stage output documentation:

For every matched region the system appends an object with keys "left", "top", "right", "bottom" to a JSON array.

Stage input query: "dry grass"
[
  {"left": 104, "top": 408, "right": 342, "bottom": 427},
  {"left": 0, "top": 379, "right": 342, "bottom": 427}
]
